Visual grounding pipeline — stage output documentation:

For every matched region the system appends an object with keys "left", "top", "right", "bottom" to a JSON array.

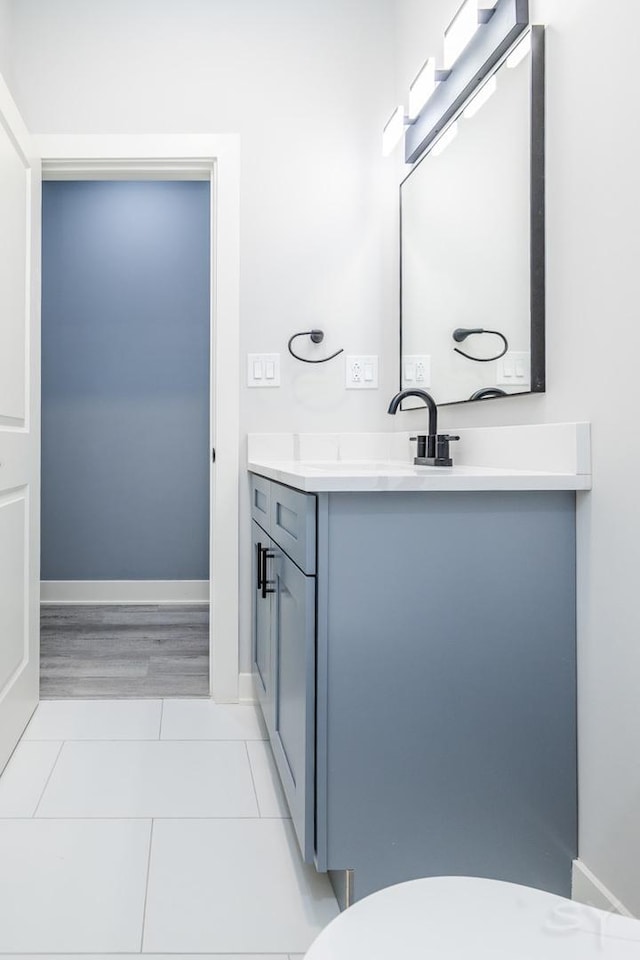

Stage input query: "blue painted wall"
[{"left": 41, "top": 180, "right": 210, "bottom": 581}]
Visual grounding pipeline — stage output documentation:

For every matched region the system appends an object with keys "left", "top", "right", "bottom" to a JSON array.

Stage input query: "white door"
[{"left": 0, "top": 74, "right": 41, "bottom": 771}]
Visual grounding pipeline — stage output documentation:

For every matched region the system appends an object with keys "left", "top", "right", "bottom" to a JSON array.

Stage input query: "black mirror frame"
[{"left": 399, "top": 23, "right": 545, "bottom": 407}]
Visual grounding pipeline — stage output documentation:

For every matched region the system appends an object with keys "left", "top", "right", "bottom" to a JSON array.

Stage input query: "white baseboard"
[
  {"left": 572, "top": 859, "right": 633, "bottom": 916},
  {"left": 40, "top": 580, "right": 209, "bottom": 604},
  {"left": 238, "top": 672, "right": 256, "bottom": 703}
]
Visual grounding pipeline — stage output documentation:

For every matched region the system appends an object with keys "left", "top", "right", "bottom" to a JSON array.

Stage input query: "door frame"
[{"left": 37, "top": 134, "right": 241, "bottom": 703}]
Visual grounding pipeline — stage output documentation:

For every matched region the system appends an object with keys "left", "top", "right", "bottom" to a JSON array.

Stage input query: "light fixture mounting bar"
[{"left": 405, "top": 0, "right": 528, "bottom": 164}]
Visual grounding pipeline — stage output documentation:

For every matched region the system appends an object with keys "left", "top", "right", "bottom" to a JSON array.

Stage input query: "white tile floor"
[{"left": 0, "top": 699, "right": 339, "bottom": 957}]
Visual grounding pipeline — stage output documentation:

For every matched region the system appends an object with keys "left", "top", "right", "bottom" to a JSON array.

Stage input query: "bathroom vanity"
[{"left": 248, "top": 426, "right": 590, "bottom": 909}]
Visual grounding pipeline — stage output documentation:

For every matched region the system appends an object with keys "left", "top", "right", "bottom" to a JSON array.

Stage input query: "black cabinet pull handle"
[
  {"left": 257, "top": 542, "right": 265, "bottom": 591},
  {"left": 261, "top": 549, "right": 276, "bottom": 599}
]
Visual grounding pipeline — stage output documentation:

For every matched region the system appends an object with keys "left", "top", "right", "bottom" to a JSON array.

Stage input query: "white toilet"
[{"left": 304, "top": 876, "right": 640, "bottom": 959}]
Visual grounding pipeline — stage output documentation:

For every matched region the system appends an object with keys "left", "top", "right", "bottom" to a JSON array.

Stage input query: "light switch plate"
[
  {"left": 402, "top": 354, "right": 431, "bottom": 388},
  {"left": 247, "top": 353, "right": 280, "bottom": 387},
  {"left": 496, "top": 351, "right": 530, "bottom": 387},
  {"left": 346, "top": 355, "right": 379, "bottom": 389}
]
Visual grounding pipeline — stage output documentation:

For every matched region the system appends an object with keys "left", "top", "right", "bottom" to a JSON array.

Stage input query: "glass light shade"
[
  {"left": 443, "top": 0, "right": 479, "bottom": 70},
  {"left": 408, "top": 58, "right": 437, "bottom": 120},
  {"left": 382, "top": 106, "right": 406, "bottom": 157},
  {"left": 431, "top": 122, "right": 458, "bottom": 157},
  {"left": 462, "top": 74, "right": 497, "bottom": 119}
]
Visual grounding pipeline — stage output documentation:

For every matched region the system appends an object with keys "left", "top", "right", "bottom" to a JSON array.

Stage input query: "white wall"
[
  {"left": 5, "top": 0, "right": 399, "bottom": 676},
  {"left": 8, "top": 0, "right": 400, "bottom": 432},
  {"left": 396, "top": 0, "right": 640, "bottom": 916},
  {"left": 0, "top": 0, "right": 12, "bottom": 82}
]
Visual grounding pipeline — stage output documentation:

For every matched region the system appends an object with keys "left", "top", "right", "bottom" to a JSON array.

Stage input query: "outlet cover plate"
[
  {"left": 402, "top": 354, "right": 432, "bottom": 388},
  {"left": 496, "top": 351, "right": 530, "bottom": 387},
  {"left": 247, "top": 353, "right": 280, "bottom": 387},
  {"left": 346, "top": 355, "right": 378, "bottom": 389}
]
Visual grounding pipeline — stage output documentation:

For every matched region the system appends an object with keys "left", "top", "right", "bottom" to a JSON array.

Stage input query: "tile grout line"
[
  {"left": 1, "top": 815, "right": 286, "bottom": 821},
  {"left": 139, "top": 818, "right": 155, "bottom": 953},
  {"left": 158, "top": 699, "right": 165, "bottom": 740},
  {"left": 21, "top": 737, "right": 268, "bottom": 744},
  {"left": 244, "top": 740, "right": 262, "bottom": 817},
  {"left": 31, "top": 741, "right": 65, "bottom": 817}
]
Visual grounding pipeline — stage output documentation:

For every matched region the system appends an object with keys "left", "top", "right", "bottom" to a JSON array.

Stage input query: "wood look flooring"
[{"left": 40, "top": 604, "right": 209, "bottom": 699}]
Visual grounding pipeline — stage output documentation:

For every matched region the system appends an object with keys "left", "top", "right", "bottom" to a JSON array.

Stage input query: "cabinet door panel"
[
  {"left": 250, "top": 474, "right": 271, "bottom": 531},
  {"left": 270, "top": 483, "right": 316, "bottom": 574},
  {"left": 271, "top": 549, "right": 315, "bottom": 862},
  {"left": 251, "top": 521, "right": 274, "bottom": 736}
]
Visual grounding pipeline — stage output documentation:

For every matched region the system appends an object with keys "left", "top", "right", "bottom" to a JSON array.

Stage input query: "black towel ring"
[
  {"left": 452, "top": 327, "right": 509, "bottom": 363},
  {"left": 287, "top": 329, "right": 344, "bottom": 364}
]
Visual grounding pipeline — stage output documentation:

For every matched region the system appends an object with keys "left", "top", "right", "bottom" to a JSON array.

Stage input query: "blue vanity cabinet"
[
  {"left": 250, "top": 476, "right": 317, "bottom": 863},
  {"left": 250, "top": 474, "right": 578, "bottom": 911}
]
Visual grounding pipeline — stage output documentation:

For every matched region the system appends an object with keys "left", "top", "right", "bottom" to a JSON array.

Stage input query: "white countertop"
[
  {"left": 247, "top": 459, "right": 591, "bottom": 492},
  {"left": 247, "top": 425, "right": 592, "bottom": 493}
]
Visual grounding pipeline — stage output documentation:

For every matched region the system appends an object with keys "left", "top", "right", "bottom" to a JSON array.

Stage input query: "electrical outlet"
[
  {"left": 402, "top": 355, "right": 431, "bottom": 388},
  {"left": 346, "top": 355, "right": 378, "bottom": 389}
]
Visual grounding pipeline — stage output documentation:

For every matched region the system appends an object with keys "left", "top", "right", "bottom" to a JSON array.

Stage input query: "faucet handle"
[
  {"left": 433, "top": 434, "right": 460, "bottom": 467},
  {"left": 409, "top": 434, "right": 427, "bottom": 459}
]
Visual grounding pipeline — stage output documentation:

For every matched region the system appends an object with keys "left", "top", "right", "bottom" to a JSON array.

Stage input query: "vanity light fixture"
[
  {"left": 408, "top": 58, "right": 438, "bottom": 120},
  {"left": 382, "top": 105, "right": 415, "bottom": 157},
  {"left": 443, "top": 0, "right": 499, "bottom": 69},
  {"left": 431, "top": 122, "right": 458, "bottom": 156},
  {"left": 443, "top": 0, "right": 482, "bottom": 69},
  {"left": 462, "top": 74, "right": 497, "bottom": 119},
  {"left": 383, "top": 0, "right": 519, "bottom": 158},
  {"left": 506, "top": 27, "right": 532, "bottom": 68},
  {"left": 404, "top": 0, "right": 529, "bottom": 164}
]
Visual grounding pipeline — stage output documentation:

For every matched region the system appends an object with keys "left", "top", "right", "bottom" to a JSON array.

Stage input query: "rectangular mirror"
[{"left": 400, "top": 26, "right": 544, "bottom": 407}]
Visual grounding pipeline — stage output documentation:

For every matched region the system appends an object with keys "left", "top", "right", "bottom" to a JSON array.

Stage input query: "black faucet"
[{"left": 387, "top": 389, "right": 460, "bottom": 467}]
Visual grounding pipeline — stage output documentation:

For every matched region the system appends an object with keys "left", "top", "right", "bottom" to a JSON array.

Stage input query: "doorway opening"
[
  {"left": 37, "top": 136, "right": 241, "bottom": 704},
  {"left": 40, "top": 177, "right": 211, "bottom": 698}
]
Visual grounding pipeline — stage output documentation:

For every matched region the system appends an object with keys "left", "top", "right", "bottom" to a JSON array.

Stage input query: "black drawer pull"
[{"left": 262, "top": 548, "right": 276, "bottom": 599}]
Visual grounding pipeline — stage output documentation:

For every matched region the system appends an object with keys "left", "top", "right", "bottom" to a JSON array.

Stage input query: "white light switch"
[
  {"left": 496, "top": 351, "right": 530, "bottom": 386},
  {"left": 248, "top": 353, "right": 280, "bottom": 387},
  {"left": 402, "top": 355, "right": 431, "bottom": 388},
  {"left": 346, "top": 355, "right": 378, "bottom": 389}
]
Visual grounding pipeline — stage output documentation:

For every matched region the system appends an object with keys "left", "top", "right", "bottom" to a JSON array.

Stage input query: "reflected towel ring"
[
  {"left": 287, "top": 329, "right": 344, "bottom": 364},
  {"left": 452, "top": 327, "right": 509, "bottom": 362},
  {"left": 469, "top": 387, "right": 508, "bottom": 400}
]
